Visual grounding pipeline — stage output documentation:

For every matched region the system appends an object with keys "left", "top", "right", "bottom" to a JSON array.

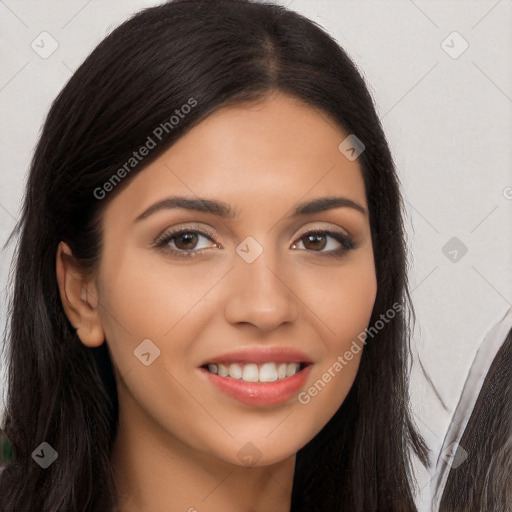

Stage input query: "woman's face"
[{"left": 88, "top": 91, "right": 376, "bottom": 466}]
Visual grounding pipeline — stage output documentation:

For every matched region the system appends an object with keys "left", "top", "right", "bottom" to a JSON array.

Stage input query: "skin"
[{"left": 56, "top": 90, "right": 377, "bottom": 512}]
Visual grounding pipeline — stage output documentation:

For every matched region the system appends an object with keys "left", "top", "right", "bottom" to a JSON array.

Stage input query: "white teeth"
[
  {"left": 259, "top": 362, "right": 278, "bottom": 382},
  {"left": 229, "top": 363, "right": 242, "bottom": 379},
  {"left": 242, "top": 363, "right": 259, "bottom": 382},
  {"left": 206, "top": 362, "right": 303, "bottom": 382},
  {"left": 286, "top": 363, "right": 300, "bottom": 377},
  {"left": 217, "top": 363, "right": 229, "bottom": 377}
]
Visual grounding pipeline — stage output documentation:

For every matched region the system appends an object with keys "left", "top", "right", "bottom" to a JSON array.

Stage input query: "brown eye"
[
  {"left": 302, "top": 233, "right": 328, "bottom": 251},
  {"left": 292, "top": 230, "right": 354, "bottom": 257},
  {"left": 153, "top": 227, "right": 219, "bottom": 258},
  {"left": 174, "top": 232, "right": 200, "bottom": 250}
]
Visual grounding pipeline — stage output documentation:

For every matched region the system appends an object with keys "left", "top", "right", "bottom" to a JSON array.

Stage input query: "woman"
[{"left": 0, "top": 0, "right": 428, "bottom": 510}]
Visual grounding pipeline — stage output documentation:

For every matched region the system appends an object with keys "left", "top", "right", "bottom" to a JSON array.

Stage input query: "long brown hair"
[{"left": 439, "top": 328, "right": 512, "bottom": 512}]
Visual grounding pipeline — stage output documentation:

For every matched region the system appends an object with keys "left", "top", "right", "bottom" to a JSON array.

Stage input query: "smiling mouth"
[{"left": 201, "top": 362, "right": 310, "bottom": 383}]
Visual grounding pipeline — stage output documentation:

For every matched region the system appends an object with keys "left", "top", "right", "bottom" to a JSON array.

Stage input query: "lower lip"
[{"left": 200, "top": 365, "right": 312, "bottom": 407}]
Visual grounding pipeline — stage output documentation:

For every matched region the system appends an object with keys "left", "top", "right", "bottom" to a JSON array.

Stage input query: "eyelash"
[{"left": 152, "top": 226, "right": 355, "bottom": 259}]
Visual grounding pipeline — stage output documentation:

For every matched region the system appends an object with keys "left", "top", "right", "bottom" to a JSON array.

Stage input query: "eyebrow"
[{"left": 134, "top": 195, "right": 368, "bottom": 223}]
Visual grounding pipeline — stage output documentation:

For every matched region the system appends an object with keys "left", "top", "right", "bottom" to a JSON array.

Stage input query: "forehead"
[{"left": 104, "top": 91, "right": 367, "bottom": 219}]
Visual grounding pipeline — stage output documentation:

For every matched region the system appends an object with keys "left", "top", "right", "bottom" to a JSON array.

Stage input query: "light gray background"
[{"left": 1, "top": 1, "right": 511, "bottom": 511}]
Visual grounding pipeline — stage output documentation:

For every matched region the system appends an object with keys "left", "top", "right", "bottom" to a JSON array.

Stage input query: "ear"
[{"left": 55, "top": 241, "right": 105, "bottom": 347}]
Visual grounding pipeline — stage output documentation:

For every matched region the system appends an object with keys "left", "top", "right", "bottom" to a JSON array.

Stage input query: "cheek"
[
  {"left": 293, "top": 252, "right": 376, "bottom": 415},
  {"left": 95, "top": 253, "right": 220, "bottom": 446},
  {"left": 294, "top": 251, "right": 377, "bottom": 344},
  {"left": 95, "top": 248, "right": 237, "bottom": 394},
  {"left": 97, "top": 248, "right": 215, "bottom": 342}
]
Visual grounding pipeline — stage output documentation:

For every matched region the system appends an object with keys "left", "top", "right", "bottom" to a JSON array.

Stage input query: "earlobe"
[{"left": 55, "top": 241, "right": 105, "bottom": 347}]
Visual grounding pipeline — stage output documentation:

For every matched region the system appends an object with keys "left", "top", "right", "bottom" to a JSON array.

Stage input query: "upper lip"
[{"left": 200, "top": 347, "right": 313, "bottom": 366}]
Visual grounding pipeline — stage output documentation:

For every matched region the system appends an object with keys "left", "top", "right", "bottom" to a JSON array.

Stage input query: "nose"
[{"left": 223, "top": 248, "right": 299, "bottom": 332}]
